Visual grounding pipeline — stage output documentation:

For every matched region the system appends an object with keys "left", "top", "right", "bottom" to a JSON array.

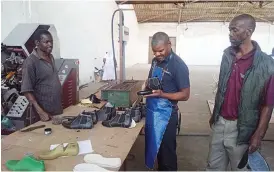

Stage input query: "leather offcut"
[{"left": 5, "top": 155, "right": 45, "bottom": 171}]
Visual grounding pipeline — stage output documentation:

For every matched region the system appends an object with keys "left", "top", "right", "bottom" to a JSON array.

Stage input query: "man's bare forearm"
[
  {"left": 162, "top": 88, "right": 190, "bottom": 101},
  {"left": 24, "top": 92, "right": 44, "bottom": 115},
  {"left": 254, "top": 105, "right": 274, "bottom": 138}
]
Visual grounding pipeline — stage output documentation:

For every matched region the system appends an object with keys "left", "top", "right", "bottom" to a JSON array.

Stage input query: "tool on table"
[
  {"left": 44, "top": 128, "right": 52, "bottom": 135},
  {"left": 20, "top": 125, "right": 46, "bottom": 132},
  {"left": 137, "top": 90, "right": 152, "bottom": 96},
  {"left": 88, "top": 94, "right": 101, "bottom": 104}
]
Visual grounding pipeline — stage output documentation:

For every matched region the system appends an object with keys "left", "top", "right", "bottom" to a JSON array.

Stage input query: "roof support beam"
[
  {"left": 134, "top": 8, "right": 274, "bottom": 12},
  {"left": 136, "top": 8, "right": 274, "bottom": 23},
  {"left": 116, "top": 0, "right": 274, "bottom": 4},
  {"left": 138, "top": 18, "right": 274, "bottom": 23},
  {"left": 178, "top": 9, "right": 182, "bottom": 24},
  {"left": 139, "top": 0, "right": 200, "bottom": 23},
  {"left": 139, "top": 10, "right": 178, "bottom": 23},
  {"left": 261, "top": 1, "right": 273, "bottom": 7},
  {"left": 252, "top": 14, "right": 273, "bottom": 22},
  {"left": 137, "top": 14, "right": 274, "bottom": 19},
  {"left": 118, "top": 0, "right": 129, "bottom": 5},
  {"left": 175, "top": 2, "right": 184, "bottom": 24},
  {"left": 224, "top": 2, "right": 247, "bottom": 23}
]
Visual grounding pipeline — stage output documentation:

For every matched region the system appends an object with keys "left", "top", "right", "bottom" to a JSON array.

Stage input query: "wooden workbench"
[{"left": 2, "top": 96, "right": 145, "bottom": 171}]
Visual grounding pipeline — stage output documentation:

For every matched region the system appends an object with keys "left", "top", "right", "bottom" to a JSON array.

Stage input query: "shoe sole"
[
  {"left": 73, "top": 163, "right": 110, "bottom": 171},
  {"left": 84, "top": 154, "right": 121, "bottom": 169}
]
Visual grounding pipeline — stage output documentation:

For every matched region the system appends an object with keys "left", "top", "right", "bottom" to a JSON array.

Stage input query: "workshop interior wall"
[
  {"left": 1, "top": 1, "right": 139, "bottom": 85},
  {"left": 2, "top": 1, "right": 273, "bottom": 82},
  {"left": 136, "top": 22, "right": 274, "bottom": 66},
  {"left": 119, "top": 5, "right": 141, "bottom": 69}
]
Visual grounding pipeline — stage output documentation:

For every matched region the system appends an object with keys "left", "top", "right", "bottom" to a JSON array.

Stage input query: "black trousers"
[{"left": 157, "top": 110, "right": 178, "bottom": 171}]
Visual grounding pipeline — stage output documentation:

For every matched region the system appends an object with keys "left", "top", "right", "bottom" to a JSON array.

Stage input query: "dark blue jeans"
[{"left": 157, "top": 109, "right": 178, "bottom": 171}]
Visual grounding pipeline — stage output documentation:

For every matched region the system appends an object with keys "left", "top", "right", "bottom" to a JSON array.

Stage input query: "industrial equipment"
[
  {"left": 6, "top": 96, "right": 29, "bottom": 118},
  {"left": 55, "top": 58, "right": 79, "bottom": 109},
  {"left": 2, "top": 23, "right": 61, "bottom": 59},
  {"left": 111, "top": 9, "right": 129, "bottom": 81},
  {"left": 94, "top": 67, "right": 104, "bottom": 82},
  {"left": 1, "top": 23, "right": 79, "bottom": 132},
  {"left": 101, "top": 80, "right": 144, "bottom": 108}
]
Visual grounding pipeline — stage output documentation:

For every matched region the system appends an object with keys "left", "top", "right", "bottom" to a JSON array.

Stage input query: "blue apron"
[{"left": 145, "top": 56, "right": 173, "bottom": 169}]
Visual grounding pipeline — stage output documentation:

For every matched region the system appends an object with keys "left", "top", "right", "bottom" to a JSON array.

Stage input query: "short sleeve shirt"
[
  {"left": 21, "top": 49, "right": 63, "bottom": 115},
  {"left": 148, "top": 50, "right": 190, "bottom": 104}
]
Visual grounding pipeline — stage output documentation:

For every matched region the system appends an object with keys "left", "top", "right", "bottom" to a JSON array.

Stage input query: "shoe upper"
[
  {"left": 62, "top": 114, "right": 93, "bottom": 129},
  {"left": 129, "top": 107, "right": 141, "bottom": 123},
  {"left": 102, "top": 112, "right": 132, "bottom": 128}
]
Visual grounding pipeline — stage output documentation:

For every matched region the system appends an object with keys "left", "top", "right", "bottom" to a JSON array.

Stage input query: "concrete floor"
[{"left": 121, "top": 64, "right": 274, "bottom": 171}]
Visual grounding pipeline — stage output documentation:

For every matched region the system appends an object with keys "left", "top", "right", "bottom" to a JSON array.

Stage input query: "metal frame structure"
[{"left": 116, "top": 0, "right": 274, "bottom": 23}]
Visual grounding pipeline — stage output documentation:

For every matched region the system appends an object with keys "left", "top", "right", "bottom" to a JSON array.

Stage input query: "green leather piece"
[
  {"left": 5, "top": 155, "right": 45, "bottom": 171},
  {"left": 38, "top": 142, "right": 79, "bottom": 160},
  {"left": 1, "top": 115, "right": 15, "bottom": 129}
]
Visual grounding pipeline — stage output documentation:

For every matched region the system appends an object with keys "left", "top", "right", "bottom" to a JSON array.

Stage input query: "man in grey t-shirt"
[{"left": 21, "top": 29, "right": 63, "bottom": 121}]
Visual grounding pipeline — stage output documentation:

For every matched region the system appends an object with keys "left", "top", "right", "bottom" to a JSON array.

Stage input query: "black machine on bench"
[{"left": 1, "top": 23, "right": 79, "bottom": 132}]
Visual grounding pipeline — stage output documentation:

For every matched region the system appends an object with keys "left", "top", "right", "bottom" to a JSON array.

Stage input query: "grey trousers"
[{"left": 206, "top": 116, "right": 249, "bottom": 171}]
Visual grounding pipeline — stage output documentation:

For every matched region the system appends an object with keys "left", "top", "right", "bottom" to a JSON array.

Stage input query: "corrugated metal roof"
[{"left": 117, "top": 0, "right": 274, "bottom": 23}]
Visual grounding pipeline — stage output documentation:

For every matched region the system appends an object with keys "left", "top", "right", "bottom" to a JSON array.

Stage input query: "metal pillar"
[
  {"left": 119, "top": 10, "right": 126, "bottom": 81},
  {"left": 111, "top": 9, "right": 126, "bottom": 81}
]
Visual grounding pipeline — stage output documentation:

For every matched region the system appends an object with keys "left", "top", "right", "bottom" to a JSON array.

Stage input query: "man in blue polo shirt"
[{"left": 144, "top": 32, "right": 190, "bottom": 171}]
